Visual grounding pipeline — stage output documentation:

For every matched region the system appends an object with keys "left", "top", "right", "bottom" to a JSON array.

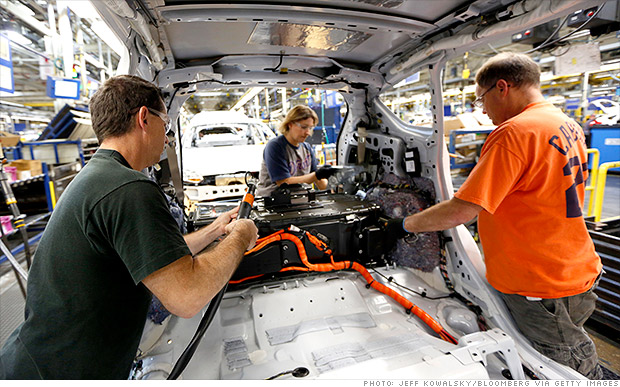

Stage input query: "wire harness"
[{"left": 234, "top": 226, "right": 458, "bottom": 344}]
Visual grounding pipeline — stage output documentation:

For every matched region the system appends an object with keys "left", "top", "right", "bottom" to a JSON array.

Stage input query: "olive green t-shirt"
[{"left": 0, "top": 149, "right": 191, "bottom": 379}]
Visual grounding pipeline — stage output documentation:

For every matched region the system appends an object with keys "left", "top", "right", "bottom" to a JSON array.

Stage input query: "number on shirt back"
[
  {"left": 563, "top": 156, "right": 587, "bottom": 218},
  {"left": 549, "top": 122, "right": 588, "bottom": 219}
]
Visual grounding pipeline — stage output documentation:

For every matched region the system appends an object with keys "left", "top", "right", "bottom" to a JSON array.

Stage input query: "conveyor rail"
[{"left": 588, "top": 227, "right": 620, "bottom": 335}]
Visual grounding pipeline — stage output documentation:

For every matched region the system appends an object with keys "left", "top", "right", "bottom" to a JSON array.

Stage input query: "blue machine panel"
[
  {"left": 590, "top": 125, "right": 620, "bottom": 169},
  {"left": 46, "top": 76, "right": 81, "bottom": 100}
]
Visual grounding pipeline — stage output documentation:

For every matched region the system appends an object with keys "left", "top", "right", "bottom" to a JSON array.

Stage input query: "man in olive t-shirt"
[{"left": 0, "top": 75, "right": 258, "bottom": 379}]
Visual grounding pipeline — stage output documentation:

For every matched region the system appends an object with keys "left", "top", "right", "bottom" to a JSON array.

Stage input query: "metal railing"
[
  {"left": 585, "top": 148, "right": 600, "bottom": 217},
  {"left": 593, "top": 160, "right": 620, "bottom": 222}
]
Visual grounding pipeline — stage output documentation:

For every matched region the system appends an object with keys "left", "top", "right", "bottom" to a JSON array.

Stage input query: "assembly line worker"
[
  {"left": 257, "top": 105, "right": 338, "bottom": 196},
  {"left": 0, "top": 75, "right": 259, "bottom": 379},
  {"left": 387, "top": 53, "right": 603, "bottom": 379}
]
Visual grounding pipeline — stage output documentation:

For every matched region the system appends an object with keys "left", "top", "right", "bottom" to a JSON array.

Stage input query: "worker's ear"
[
  {"left": 137, "top": 106, "right": 149, "bottom": 130},
  {"left": 496, "top": 79, "right": 510, "bottom": 96}
]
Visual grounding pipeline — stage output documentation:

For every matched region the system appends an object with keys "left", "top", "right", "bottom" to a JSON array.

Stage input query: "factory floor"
[
  {"left": 587, "top": 322, "right": 620, "bottom": 377},
  {"left": 0, "top": 174, "right": 619, "bottom": 378}
]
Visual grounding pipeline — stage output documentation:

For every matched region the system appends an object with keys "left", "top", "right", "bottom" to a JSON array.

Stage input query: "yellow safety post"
[
  {"left": 593, "top": 160, "right": 620, "bottom": 222},
  {"left": 48, "top": 181, "right": 57, "bottom": 209},
  {"left": 585, "top": 148, "right": 600, "bottom": 216}
]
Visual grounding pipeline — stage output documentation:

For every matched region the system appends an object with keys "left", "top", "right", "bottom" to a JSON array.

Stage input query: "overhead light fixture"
[
  {"left": 561, "top": 29, "right": 591, "bottom": 41},
  {"left": 603, "top": 58, "right": 620, "bottom": 65},
  {"left": 65, "top": 1, "right": 100, "bottom": 20},
  {"left": 248, "top": 22, "right": 370, "bottom": 52},
  {"left": 90, "top": 20, "right": 125, "bottom": 56},
  {"left": 0, "top": 30, "right": 32, "bottom": 46}
]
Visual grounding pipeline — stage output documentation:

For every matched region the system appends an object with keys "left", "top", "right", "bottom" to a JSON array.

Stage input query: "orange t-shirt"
[{"left": 455, "top": 101, "right": 601, "bottom": 298}]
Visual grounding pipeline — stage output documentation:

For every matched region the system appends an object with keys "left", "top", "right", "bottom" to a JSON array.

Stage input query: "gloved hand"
[
  {"left": 383, "top": 217, "right": 411, "bottom": 239},
  {"left": 315, "top": 165, "right": 338, "bottom": 180}
]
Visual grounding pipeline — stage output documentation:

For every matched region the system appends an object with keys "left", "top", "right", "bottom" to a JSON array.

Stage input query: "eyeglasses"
[
  {"left": 294, "top": 122, "right": 314, "bottom": 131},
  {"left": 147, "top": 108, "right": 171, "bottom": 131},
  {"left": 473, "top": 84, "right": 496, "bottom": 109}
]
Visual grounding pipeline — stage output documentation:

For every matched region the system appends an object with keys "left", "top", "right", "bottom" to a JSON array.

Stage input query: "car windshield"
[{"left": 197, "top": 126, "right": 237, "bottom": 136}]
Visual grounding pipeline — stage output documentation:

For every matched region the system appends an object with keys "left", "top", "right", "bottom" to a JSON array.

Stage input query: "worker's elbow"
[
  {"left": 455, "top": 213, "right": 477, "bottom": 227},
  {"left": 167, "top": 300, "right": 202, "bottom": 319},
  {"left": 157, "top": 293, "right": 204, "bottom": 319},
  {"left": 175, "top": 308, "right": 200, "bottom": 320},
  {"left": 450, "top": 198, "right": 482, "bottom": 225}
]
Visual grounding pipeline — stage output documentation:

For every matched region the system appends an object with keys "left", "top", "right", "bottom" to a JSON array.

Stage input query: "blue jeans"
[{"left": 500, "top": 277, "right": 602, "bottom": 380}]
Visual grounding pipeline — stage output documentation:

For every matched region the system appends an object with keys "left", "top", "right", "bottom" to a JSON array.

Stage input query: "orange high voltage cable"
[{"left": 236, "top": 227, "right": 458, "bottom": 344}]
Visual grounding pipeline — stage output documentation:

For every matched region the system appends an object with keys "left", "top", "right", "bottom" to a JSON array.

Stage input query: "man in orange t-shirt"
[{"left": 387, "top": 53, "right": 602, "bottom": 379}]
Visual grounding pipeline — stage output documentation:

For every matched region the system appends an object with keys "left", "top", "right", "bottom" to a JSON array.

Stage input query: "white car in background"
[
  {"left": 589, "top": 99, "right": 620, "bottom": 126},
  {"left": 181, "top": 111, "right": 276, "bottom": 201}
]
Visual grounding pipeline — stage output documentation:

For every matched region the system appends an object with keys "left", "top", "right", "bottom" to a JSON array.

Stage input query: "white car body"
[
  {"left": 181, "top": 111, "right": 276, "bottom": 201},
  {"left": 590, "top": 99, "right": 620, "bottom": 126}
]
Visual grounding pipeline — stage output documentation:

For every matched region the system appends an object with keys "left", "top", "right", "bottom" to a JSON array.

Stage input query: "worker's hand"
[
  {"left": 383, "top": 217, "right": 410, "bottom": 239},
  {"left": 225, "top": 218, "right": 259, "bottom": 250},
  {"left": 315, "top": 165, "right": 337, "bottom": 180},
  {"left": 212, "top": 207, "right": 239, "bottom": 236}
]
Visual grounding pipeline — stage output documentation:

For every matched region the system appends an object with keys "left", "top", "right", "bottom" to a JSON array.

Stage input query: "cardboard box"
[
  {"left": 455, "top": 133, "right": 477, "bottom": 144},
  {"left": 444, "top": 116, "right": 466, "bottom": 133},
  {"left": 455, "top": 147, "right": 478, "bottom": 163},
  {"left": 0, "top": 131, "right": 21, "bottom": 147},
  {"left": 443, "top": 113, "right": 482, "bottom": 135},
  {"left": 8, "top": 159, "right": 43, "bottom": 177},
  {"left": 17, "top": 170, "right": 31, "bottom": 180},
  {"left": 453, "top": 132, "right": 489, "bottom": 144}
]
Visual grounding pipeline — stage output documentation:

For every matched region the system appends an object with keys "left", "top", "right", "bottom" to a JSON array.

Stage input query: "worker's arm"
[
  {"left": 142, "top": 219, "right": 258, "bottom": 318},
  {"left": 183, "top": 207, "right": 238, "bottom": 255},
  {"left": 403, "top": 197, "right": 483, "bottom": 233},
  {"left": 276, "top": 173, "right": 327, "bottom": 188}
]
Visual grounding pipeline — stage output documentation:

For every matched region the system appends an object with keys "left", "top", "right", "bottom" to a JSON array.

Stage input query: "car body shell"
[{"left": 181, "top": 111, "right": 276, "bottom": 190}]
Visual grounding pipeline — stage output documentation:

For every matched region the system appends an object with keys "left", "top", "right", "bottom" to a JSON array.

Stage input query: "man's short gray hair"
[{"left": 475, "top": 52, "right": 540, "bottom": 89}]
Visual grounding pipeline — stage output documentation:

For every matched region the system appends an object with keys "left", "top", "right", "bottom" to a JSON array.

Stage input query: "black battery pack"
[{"left": 231, "top": 192, "right": 390, "bottom": 283}]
